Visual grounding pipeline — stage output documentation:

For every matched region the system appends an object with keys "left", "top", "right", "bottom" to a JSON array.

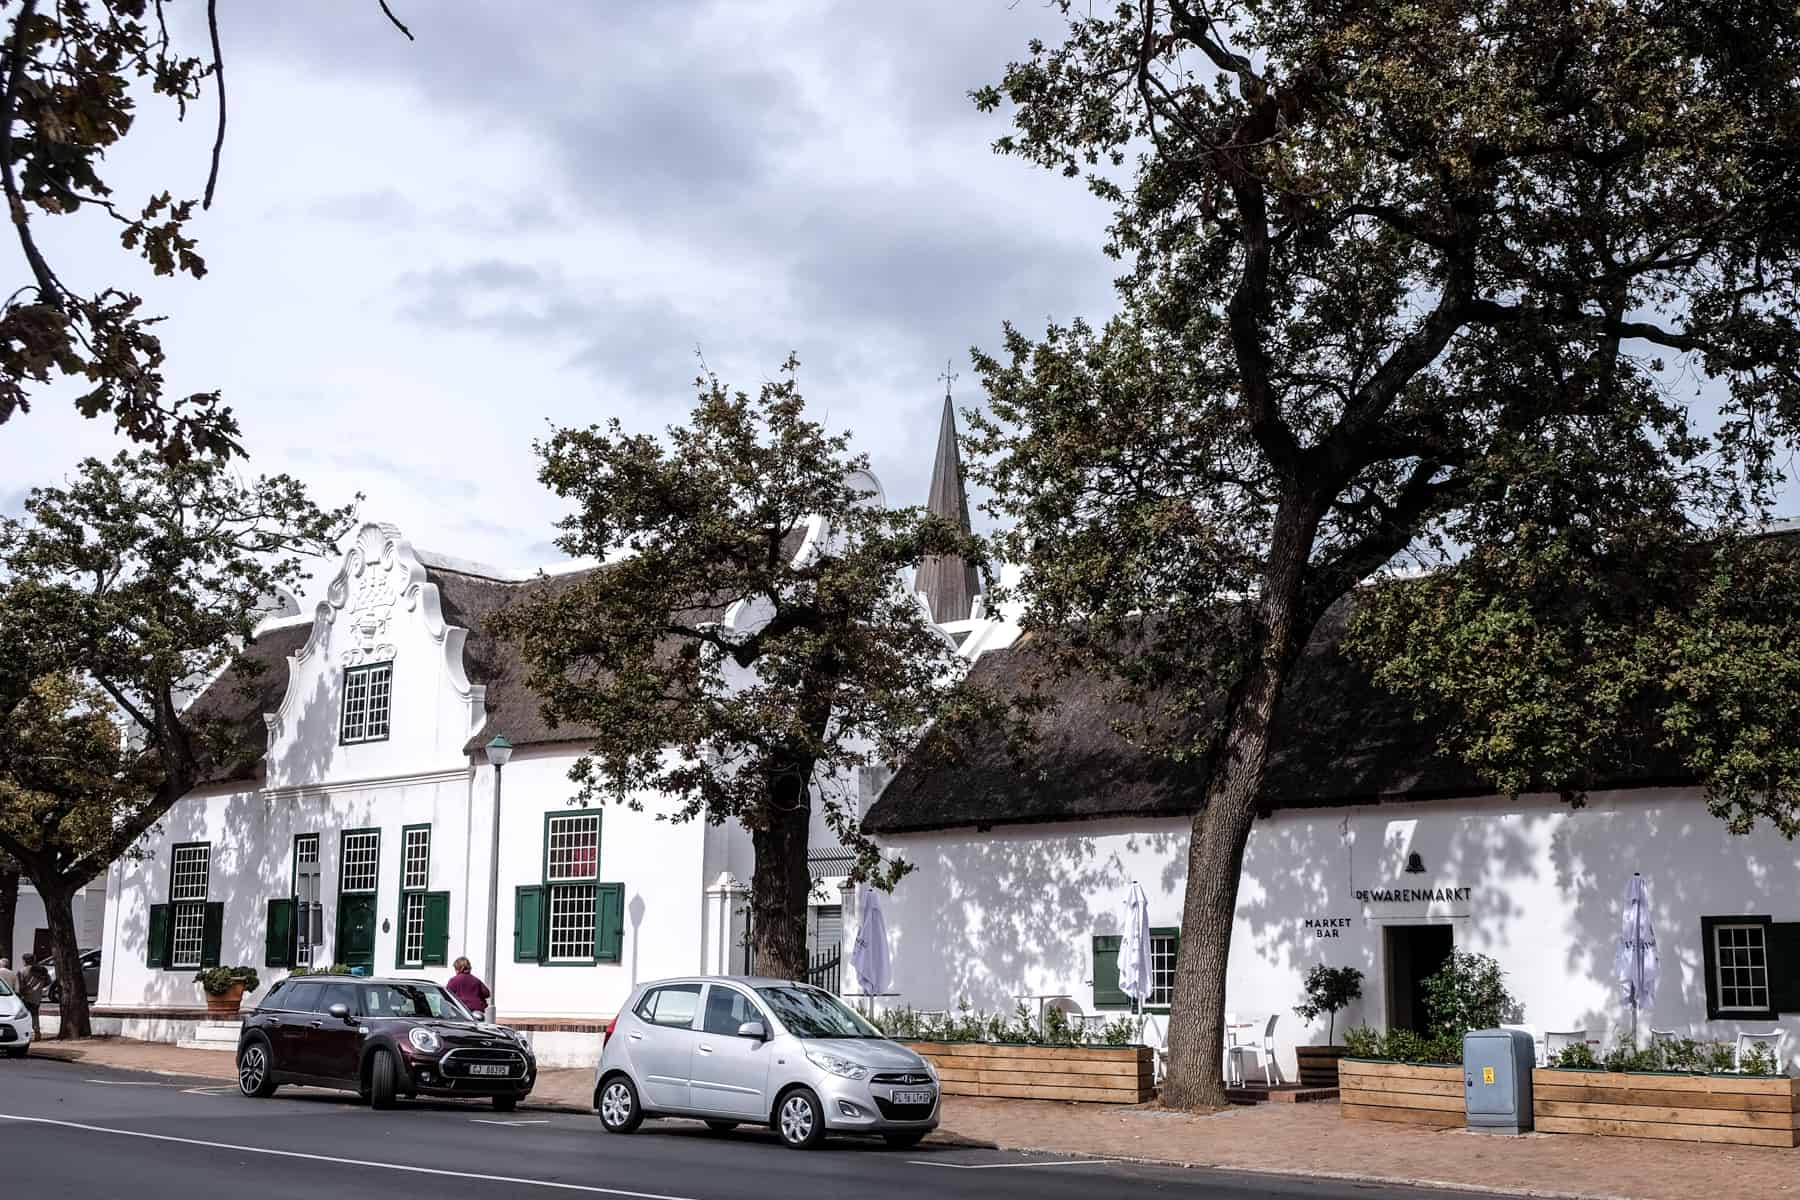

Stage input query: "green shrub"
[
  {"left": 1740, "top": 1043, "right": 1777, "bottom": 1076},
  {"left": 1340, "top": 1025, "right": 1460, "bottom": 1065},
  {"left": 193, "top": 965, "right": 260, "bottom": 996},
  {"left": 1343, "top": 1026, "right": 1383, "bottom": 1058},
  {"left": 1552, "top": 1041, "right": 1600, "bottom": 1069},
  {"left": 1294, "top": 964, "right": 1365, "bottom": 1044},
  {"left": 1603, "top": 1043, "right": 1661, "bottom": 1073},
  {"left": 1420, "top": 952, "right": 1517, "bottom": 1037}
]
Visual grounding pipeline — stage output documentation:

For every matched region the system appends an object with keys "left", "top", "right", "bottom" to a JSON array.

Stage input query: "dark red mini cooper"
[{"left": 236, "top": 974, "right": 535, "bottom": 1111}]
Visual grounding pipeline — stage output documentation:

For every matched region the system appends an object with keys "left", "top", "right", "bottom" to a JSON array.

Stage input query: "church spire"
[{"left": 916, "top": 364, "right": 980, "bottom": 624}]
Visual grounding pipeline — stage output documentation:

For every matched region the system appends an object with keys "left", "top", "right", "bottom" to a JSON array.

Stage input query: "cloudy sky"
[{"left": 0, "top": 0, "right": 1118, "bottom": 589}]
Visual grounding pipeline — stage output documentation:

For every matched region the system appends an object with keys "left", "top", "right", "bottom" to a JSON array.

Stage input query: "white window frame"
[
  {"left": 168, "top": 844, "right": 211, "bottom": 971},
  {"left": 1713, "top": 922, "right": 1772, "bottom": 1013},
  {"left": 341, "top": 830, "right": 380, "bottom": 894},
  {"left": 293, "top": 834, "right": 321, "bottom": 967},
  {"left": 401, "top": 892, "right": 428, "bottom": 967},
  {"left": 544, "top": 812, "right": 601, "bottom": 964},
  {"left": 340, "top": 661, "right": 393, "bottom": 744},
  {"left": 1148, "top": 932, "right": 1178, "bottom": 1008}
]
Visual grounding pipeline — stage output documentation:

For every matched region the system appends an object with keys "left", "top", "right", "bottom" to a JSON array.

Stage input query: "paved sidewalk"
[{"left": 22, "top": 1040, "right": 1800, "bottom": 1198}]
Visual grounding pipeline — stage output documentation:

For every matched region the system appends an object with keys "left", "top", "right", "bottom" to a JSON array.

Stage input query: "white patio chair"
[
  {"left": 1223, "top": 1011, "right": 1244, "bottom": 1086},
  {"left": 1544, "top": 1029, "right": 1589, "bottom": 1062},
  {"left": 1735, "top": 1030, "right": 1788, "bottom": 1074},
  {"left": 1501, "top": 1023, "right": 1545, "bottom": 1067},
  {"left": 1228, "top": 1014, "right": 1284, "bottom": 1086}
]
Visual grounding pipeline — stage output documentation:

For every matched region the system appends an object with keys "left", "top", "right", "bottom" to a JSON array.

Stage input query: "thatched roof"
[
  {"left": 186, "top": 620, "right": 312, "bottom": 785},
  {"left": 861, "top": 600, "right": 1698, "bottom": 835}
]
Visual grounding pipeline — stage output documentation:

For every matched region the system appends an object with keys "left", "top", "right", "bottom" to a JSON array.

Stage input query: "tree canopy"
[
  {"left": 0, "top": 0, "right": 412, "bottom": 458},
  {"left": 0, "top": 449, "right": 350, "bottom": 1034},
  {"left": 969, "top": 0, "right": 1800, "bottom": 1107},
  {"left": 494, "top": 359, "right": 1004, "bottom": 978}
]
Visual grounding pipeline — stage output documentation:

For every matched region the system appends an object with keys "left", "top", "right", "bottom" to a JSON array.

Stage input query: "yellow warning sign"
[{"left": 1482, "top": 1066, "right": 1495, "bottom": 1084}]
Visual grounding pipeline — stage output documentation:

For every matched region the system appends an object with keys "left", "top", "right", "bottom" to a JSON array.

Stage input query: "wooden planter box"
[
  {"left": 1534, "top": 1068, "right": 1800, "bottom": 1148},
  {"left": 1296, "top": 1045, "right": 1348, "bottom": 1088},
  {"left": 900, "top": 1041, "right": 1154, "bottom": 1103},
  {"left": 1339, "top": 1059, "right": 1464, "bottom": 1128}
]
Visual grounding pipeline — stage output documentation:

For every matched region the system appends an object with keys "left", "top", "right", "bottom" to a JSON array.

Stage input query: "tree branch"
[
  {"left": 202, "top": 0, "right": 226, "bottom": 209},
  {"left": 0, "top": 0, "right": 61, "bottom": 308},
  {"left": 377, "top": 0, "right": 415, "bottom": 41}
]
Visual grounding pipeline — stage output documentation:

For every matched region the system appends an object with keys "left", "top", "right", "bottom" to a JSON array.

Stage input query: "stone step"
[{"left": 177, "top": 1020, "right": 242, "bottom": 1051}]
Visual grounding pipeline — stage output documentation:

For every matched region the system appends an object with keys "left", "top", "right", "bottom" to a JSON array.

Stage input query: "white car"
[
  {"left": 1, "top": 978, "right": 30, "bottom": 1058},
  {"left": 594, "top": 977, "right": 939, "bottom": 1150}
]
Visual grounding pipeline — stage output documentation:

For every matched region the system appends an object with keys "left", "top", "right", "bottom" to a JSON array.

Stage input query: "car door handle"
[
  {"left": 308, "top": 1020, "right": 323, "bottom": 1028},
  {"left": 628, "top": 1033, "right": 643, "bottom": 1041},
  {"left": 697, "top": 1045, "right": 714, "bottom": 1054}
]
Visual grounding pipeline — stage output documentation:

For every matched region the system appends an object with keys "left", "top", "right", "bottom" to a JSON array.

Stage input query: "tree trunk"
[
  {"left": 1161, "top": 501, "right": 1319, "bottom": 1110},
  {"left": 748, "top": 767, "right": 813, "bottom": 983},
  {"left": 38, "top": 882, "right": 91, "bottom": 1039},
  {"left": 0, "top": 864, "right": 17, "bottom": 964}
]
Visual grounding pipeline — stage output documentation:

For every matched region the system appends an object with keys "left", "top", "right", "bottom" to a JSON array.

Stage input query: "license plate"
[
  {"left": 468, "top": 1064, "right": 511, "bottom": 1076},
  {"left": 893, "top": 1089, "right": 933, "bottom": 1105}
]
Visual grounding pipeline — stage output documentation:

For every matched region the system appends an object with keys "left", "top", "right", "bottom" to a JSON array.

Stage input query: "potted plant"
[
  {"left": 1293, "top": 964, "right": 1364, "bottom": 1086},
  {"left": 194, "top": 966, "right": 260, "bottom": 1018}
]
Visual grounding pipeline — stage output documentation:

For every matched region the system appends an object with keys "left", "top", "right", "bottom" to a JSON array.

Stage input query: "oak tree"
[
  {"left": 971, "top": 0, "right": 1800, "bottom": 1107},
  {"left": 494, "top": 360, "right": 1001, "bottom": 981},
  {"left": 0, "top": 450, "right": 350, "bottom": 1035}
]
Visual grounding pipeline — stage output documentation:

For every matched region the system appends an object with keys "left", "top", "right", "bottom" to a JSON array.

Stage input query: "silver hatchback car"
[{"left": 594, "top": 976, "right": 939, "bottom": 1150}]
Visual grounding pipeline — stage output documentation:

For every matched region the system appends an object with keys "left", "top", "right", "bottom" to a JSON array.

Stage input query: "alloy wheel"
[
  {"left": 600, "top": 1081, "right": 633, "bottom": 1127},
  {"left": 778, "top": 1094, "right": 814, "bottom": 1144},
  {"left": 238, "top": 1046, "right": 266, "bottom": 1095}
]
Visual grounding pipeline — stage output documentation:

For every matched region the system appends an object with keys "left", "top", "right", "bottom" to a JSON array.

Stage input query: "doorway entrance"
[
  {"left": 1384, "top": 924, "right": 1454, "bottom": 1035},
  {"left": 336, "top": 894, "right": 377, "bottom": 970}
]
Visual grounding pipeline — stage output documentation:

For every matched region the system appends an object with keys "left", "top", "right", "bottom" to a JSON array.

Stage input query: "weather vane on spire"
[{"left": 938, "top": 358, "right": 958, "bottom": 400}]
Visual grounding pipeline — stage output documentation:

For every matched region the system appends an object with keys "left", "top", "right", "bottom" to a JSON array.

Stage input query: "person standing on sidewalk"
[
  {"left": 446, "top": 957, "right": 491, "bottom": 1021},
  {"left": 17, "top": 955, "right": 49, "bottom": 1039}
]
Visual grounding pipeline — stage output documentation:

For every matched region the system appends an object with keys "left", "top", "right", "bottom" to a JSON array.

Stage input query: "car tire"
[
  {"left": 883, "top": 1132, "right": 926, "bottom": 1149},
  {"left": 368, "top": 1050, "right": 398, "bottom": 1110},
  {"left": 2, "top": 1047, "right": 25, "bottom": 1060},
  {"left": 492, "top": 1095, "right": 517, "bottom": 1113},
  {"left": 236, "top": 1038, "right": 279, "bottom": 1098},
  {"left": 703, "top": 1120, "right": 738, "bottom": 1133},
  {"left": 597, "top": 1074, "right": 643, "bottom": 1134},
  {"left": 774, "top": 1087, "right": 826, "bottom": 1150}
]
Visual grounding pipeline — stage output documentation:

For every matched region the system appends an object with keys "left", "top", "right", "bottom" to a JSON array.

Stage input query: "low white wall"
[{"left": 876, "top": 789, "right": 1800, "bottom": 1079}]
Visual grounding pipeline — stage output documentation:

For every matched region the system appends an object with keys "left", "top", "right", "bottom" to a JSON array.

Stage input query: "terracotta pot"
[{"left": 202, "top": 982, "right": 246, "bottom": 1018}]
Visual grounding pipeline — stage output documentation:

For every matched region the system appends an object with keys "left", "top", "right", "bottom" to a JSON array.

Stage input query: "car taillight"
[{"left": 603, "top": 1015, "right": 617, "bottom": 1044}]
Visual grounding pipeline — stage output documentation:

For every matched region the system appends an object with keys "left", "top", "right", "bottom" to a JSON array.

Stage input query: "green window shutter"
[
  {"left": 1770, "top": 922, "right": 1800, "bottom": 1013},
  {"left": 595, "top": 883, "right": 624, "bottom": 963},
  {"left": 265, "top": 899, "right": 295, "bottom": 969},
  {"left": 146, "top": 904, "right": 171, "bottom": 969},
  {"left": 423, "top": 892, "right": 451, "bottom": 966},
  {"left": 201, "top": 902, "right": 225, "bottom": 968},
  {"left": 1092, "top": 934, "right": 1128, "bottom": 1009},
  {"left": 514, "top": 886, "right": 543, "bottom": 962}
]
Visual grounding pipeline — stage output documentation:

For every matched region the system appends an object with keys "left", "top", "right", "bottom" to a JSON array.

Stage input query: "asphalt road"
[{"left": 1, "top": 1055, "right": 1503, "bottom": 1200}]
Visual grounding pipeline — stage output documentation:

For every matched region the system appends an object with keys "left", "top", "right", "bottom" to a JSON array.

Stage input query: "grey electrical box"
[{"left": 1463, "top": 1028, "right": 1535, "bottom": 1134}]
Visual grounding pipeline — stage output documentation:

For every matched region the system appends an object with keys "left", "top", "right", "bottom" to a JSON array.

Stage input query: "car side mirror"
[
  {"left": 737, "top": 1021, "right": 767, "bottom": 1040},
  {"left": 327, "top": 1002, "right": 352, "bottom": 1022}
]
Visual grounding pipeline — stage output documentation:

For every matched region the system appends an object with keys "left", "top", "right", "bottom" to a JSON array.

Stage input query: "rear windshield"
[
  {"left": 0, "top": 978, "right": 11, "bottom": 998},
  {"left": 754, "top": 985, "right": 882, "bottom": 1039}
]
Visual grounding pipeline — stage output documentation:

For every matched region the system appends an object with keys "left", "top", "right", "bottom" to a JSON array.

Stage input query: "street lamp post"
[{"left": 483, "top": 734, "right": 513, "bottom": 1024}]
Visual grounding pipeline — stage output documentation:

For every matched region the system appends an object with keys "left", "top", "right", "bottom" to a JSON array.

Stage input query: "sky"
[{"left": 0, "top": 0, "right": 1119, "bottom": 594}]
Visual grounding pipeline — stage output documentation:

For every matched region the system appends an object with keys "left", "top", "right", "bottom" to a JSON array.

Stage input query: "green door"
[{"left": 336, "top": 894, "right": 377, "bottom": 969}]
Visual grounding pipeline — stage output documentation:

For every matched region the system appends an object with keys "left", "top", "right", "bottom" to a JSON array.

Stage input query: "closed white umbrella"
[
  {"left": 1614, "top": 873, "right": 1659, "bottom": 1045},
  {"left": 851, "top": 885, "right": 892, "bottom": 1003},
  {"left": 1119, "top": 881, "right": 1153, "bottom": 1009}
]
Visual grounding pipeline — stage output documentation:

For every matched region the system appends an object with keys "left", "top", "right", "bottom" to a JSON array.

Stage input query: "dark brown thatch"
[
  {"left": 186, "top": 621, "right": 312, "bottom": 784},
  {"left": 862, "top": 600, "right": 1698, "bottom": 835}
]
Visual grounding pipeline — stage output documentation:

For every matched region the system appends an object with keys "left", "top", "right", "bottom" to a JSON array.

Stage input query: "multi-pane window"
[
  {"left": 341, "top": 830, "right": 379, "bottom": 893},
  {"left": 294, "top": 835, "right": 321, "bottom": 967},
  {"left": 169, "top": 844, "right": 211, "bottom": 969},
  {"left": 546, "top": 813, "right": 601, "bottom": 962},
  {"left": 398, "top": 826, "right": 431, "bottom": 968},
  {"left": 1148, "top": 933, "right": 1178, "bottom": 1007},
  {"left": 340, "top": 662, "right": 393, "bottom": 744},
  {"left": 1715, "top": 923, "right": 1770, "bottom": 1012}
]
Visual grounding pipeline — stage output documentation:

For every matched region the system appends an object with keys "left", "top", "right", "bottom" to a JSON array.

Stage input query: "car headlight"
[
  {"left": 805, "top": 1050, "right": 870, "bottom": 1080},
  {"left": 408, "top": 1028, "right": 441, "bottom": 1053}
]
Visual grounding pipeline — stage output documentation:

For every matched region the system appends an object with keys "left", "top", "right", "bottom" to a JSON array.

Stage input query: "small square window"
[
  {"left": 341, "top": 830, "right": 380, "bottom": 894},
  {"left": 1715, "top": 923, "right": 1771, "bottom": 1012},
  {"left": 1148, "top": 932, "right": 1178, "bottom": 1007},
  {"left": 402, "top": 827, "right": 430, "bottom": 891},
  {"left": 341, "top": 662, "right": 393, "bottom": 744}
]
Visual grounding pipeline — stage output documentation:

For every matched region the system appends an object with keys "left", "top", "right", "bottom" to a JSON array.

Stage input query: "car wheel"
[
  {"left": 883, "top": 1132, "right": 926, "bottom": 1149},
  {"left": 236, "top": 1039, "right": 279, "bottom": 1098},
  {"left": 597, "top": 1074, "right": 643, "bottom": 1134},
  {"left": 703, "top": 1120, "right": 738, "bottom": 1133},
  {"left": 368, "top": 1050, "right": 398, "bottom": 1110},
  {"left": 2, "top": 1047, "right": 25, "bottom": 1060},
  {"left": 492, "top": 1095, "right": 517, "bottom": 1113},
  {"left": 775, "top": 1088, "right": 825, "bottom": 1150}
]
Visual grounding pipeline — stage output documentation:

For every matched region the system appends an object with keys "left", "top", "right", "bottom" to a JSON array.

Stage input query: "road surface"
[{"left": 1, "top": 1055, "right": 1508, "bottom": 1200}]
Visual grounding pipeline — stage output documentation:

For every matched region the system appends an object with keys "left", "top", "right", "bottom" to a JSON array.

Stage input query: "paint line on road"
[
  {"left": 908, "top": 1159, "right": 1108, "bottom": 1170},
  {"left": 179, "top": 1086, "right": 238, "bottom": 1096},
  {"left": 0, "top": 1113, "right": 706, "bottom": 1199},
  {"left": 470, "top": 1118, "right": 551, "bottom": 1126},
  {"left": 84, "top": 1080, "right": 180, "bottom": 1087}
]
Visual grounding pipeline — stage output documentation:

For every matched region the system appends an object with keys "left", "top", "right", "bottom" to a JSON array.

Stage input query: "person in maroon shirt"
[{"left": 446, "top": 957, "right": 491, "bottom": 1020}]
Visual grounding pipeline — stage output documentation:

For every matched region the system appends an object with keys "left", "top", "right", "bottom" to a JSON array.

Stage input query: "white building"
[
  {"left": 7, "top": 881, "right": 106, "bottom": 968},
  {"left": 863, "top": 597, "right": 1800, "bottom": 1079}
]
